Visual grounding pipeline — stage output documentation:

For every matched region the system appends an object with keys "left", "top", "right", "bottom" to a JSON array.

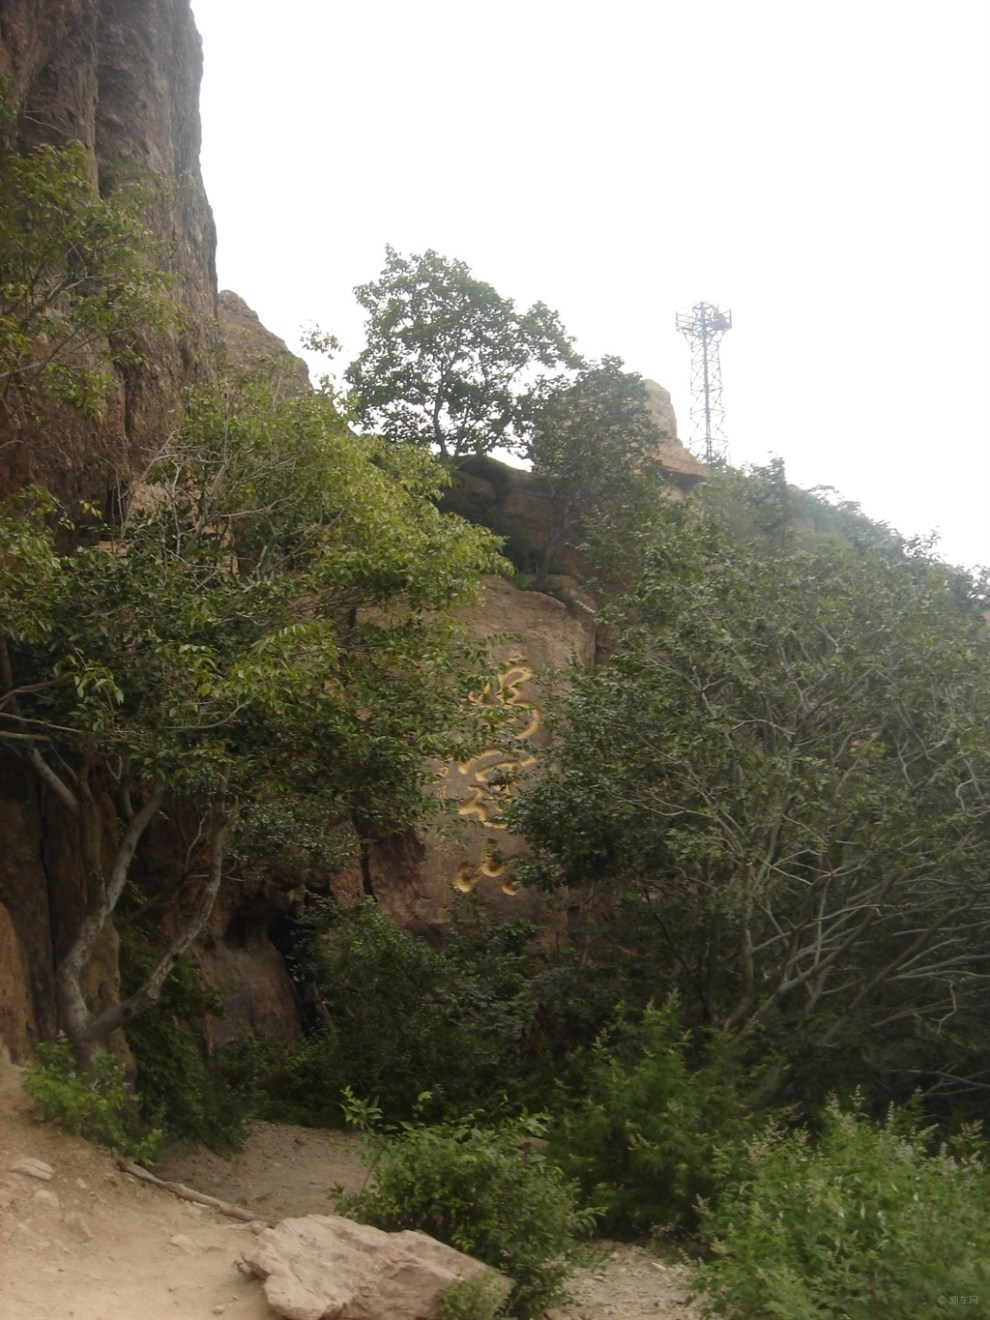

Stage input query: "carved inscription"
[{"left": 450, "top": 655, "right": 539, "bottom": 895}]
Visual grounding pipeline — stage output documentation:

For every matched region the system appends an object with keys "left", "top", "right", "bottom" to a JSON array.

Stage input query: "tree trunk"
[
  {"left": 53, "top": 775, "right": 165, "bottom": 1067},
  {"left": 89, "top": 778, "right": 228, "bottom": 1042}
]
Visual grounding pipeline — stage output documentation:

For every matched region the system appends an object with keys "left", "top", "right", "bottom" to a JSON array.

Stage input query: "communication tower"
[{"left": 675, "top": 302, "right": 732, "bottom": 465}]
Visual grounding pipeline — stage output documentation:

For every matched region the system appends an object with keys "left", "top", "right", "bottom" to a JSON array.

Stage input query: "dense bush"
[
  {"left": 23, "top": 1037, "right": 160, "bottom": 1162},
  {"left": 336, "top": 1115, "right": 597, "bottom": 1319},
  {"left": 694, "top": 1098, "right": 990, "bottom": 1319},
  {"left": 511, "top": 482, "right": 990, "bottom": 1123},
  {"left": 551, "top": 1000, "right": 750, "bottom": 1235},
  {"left": 256, "top": 1030, "right": 352, "bottom": 1128},
  {"left": 279, "top": 901, "right": 559, "bottom": 1122}
]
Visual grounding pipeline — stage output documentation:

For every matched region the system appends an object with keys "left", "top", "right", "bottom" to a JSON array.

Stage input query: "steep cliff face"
[
  {"left": 0, "top": 0, "right": 217, "bottom": 505},
  {"left": 0, "top": 0, "right": 219, "bottom": 1057},
  {"left": 642, "top": 380, "right": 708, "bottom": 487}
]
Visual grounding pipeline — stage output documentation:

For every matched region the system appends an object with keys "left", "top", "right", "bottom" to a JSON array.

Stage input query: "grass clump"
[{"left": 23, "top": 1036, "right": 161, "bottom": 1162}]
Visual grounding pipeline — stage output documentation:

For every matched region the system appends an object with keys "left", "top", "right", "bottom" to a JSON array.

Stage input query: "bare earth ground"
[{"left": 0, "top": 1064, "right": 702, "bottom": 1320}]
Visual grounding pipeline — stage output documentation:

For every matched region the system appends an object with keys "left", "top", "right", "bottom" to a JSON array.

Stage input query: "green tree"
[
  {"left": 345, "top": 246, "right": 580, "bottom": 460},
  {"left": 0, "top": 84, "right": 176, "bottom": 431},
  {"left": 528, "top": 356, "right": 666, "bottom": 584},
  {"left": 0, "top": 377, "right": 505, "bottom": 1067},
  {"left": 511, "top": 487, "right": 990, "bottom": 1107}
]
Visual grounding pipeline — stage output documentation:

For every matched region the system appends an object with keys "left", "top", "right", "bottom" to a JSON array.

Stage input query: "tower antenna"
[{"left": 675, "top": 302, "right": 732, "bottom": 465}]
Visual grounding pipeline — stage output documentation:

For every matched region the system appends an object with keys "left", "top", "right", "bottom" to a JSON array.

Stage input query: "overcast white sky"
[{"left": 190, "top": 0, "right": 989, "bottom": 570}]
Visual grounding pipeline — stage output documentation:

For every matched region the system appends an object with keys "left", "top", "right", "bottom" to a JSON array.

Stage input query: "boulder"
[{"left": 242, "top": 1213, "right": 511, "bottom": 1320}]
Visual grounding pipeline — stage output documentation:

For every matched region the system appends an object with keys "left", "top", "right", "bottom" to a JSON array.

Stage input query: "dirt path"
[{"left": 1, "top": 1064, "right": 702, "bottom": 1319}]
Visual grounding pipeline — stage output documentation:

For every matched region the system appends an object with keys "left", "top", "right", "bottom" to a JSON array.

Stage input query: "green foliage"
[
  {"left": 306, "top": 899, "right": 470, "bottom": 1117},
  {"left": 23, "top": 1038, "right": 160, "bottom": 1162},
  {"left": 699, "top": 460, "right": 907, "bottom": 557},
  {"left": 551, "top": 1000, "right": 749, "bottom": 1235},
  {"left": 1, "top": 373, "right": 506, "bottom": 1065},
  {"left": 511, "top": 479, "right": 990, "bottom": 1109},
  {"left": 0, "top": 82, "right": 176, "bottom": 427},
  {"left": 0, "top": 486, "right": 64, "bottom": 641},
  {"left": 258, "top": 1032, "right": 350, "bottom": 1128},
  {"left": 119, "top": 931, "right": 259, "bottom": 1150},
  {"left": 436, "top": 1271, "right": 508, "bottom": 1320},
  {"left": 128, "top": 1016, "right": 254, "bottom": 1151},
  {"left": 338, "top": 1084, "right": 384, "bottom": 1132},
  {"left": 528, "top": 356, "right": 667, "bottom": 582},
  {"left": 345, "top": 246, "right": 579, "bottom": 459},
  {"left": 695, "top": 1099, "right": 990, "bottom": 1319},
  {"left": 336, "top": 1115, "right": 597, "bottom": 1319},
  {"left": 275, "top": 901, "right": 552, "bottom": 1123}
]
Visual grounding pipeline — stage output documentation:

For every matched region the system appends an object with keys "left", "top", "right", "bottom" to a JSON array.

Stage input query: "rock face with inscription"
[
  {"left": 365, "top": 576, "right": 597, "bottom": 934},
  {"left": 0, "top": 0, "right": 699, "bottom": 1058}
]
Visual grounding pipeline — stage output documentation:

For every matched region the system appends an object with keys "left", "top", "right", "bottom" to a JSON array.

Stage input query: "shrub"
[
  {"left": 694, "top": 1098, "right": 990, "bottom": 1319},
  {"left": 292, "top": 900, "right": 551, "bottom": 1121},
  {"left": 551, "top": 999, "right": 749, "bottom": 1235},
  {"left": 121, "top": 931, "right": 261, "bottom": 1150},
  {"left": 336, "top": 1116, "right": 597, "bottom": 1319},
  {"left": 23, "top": 1037, "right": 161, "bottom": 1162},
  {"left": 255, "top": 1030, "right": 350, "bottom": 1127},
  {"left": 436, "top": 1272, "right": 508, "bottom": 1320}
]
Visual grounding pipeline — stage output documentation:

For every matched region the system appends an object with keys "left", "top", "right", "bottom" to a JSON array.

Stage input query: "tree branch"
[
  {"left": 25, "top": 745, "right": 80, "bottom": 815},
  {"left": 92, "top": 777, "right": 227, "bottom": 1038}
]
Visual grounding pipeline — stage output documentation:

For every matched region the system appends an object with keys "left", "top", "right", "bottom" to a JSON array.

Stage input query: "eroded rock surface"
[{"left": 218, "top": 291, "right": 311, "bottom": 392}]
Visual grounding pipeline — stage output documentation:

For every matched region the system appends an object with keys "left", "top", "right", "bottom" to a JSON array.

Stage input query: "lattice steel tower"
[{"left": 676, "top": 302, "right": 732, "bottom": 465}]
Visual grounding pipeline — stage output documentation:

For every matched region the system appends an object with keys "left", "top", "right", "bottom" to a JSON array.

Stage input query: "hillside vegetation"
[{"left": 3, "top": 102, "right": 989, "bottom": 1319}]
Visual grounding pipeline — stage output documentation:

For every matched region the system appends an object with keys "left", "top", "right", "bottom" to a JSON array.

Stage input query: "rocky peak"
[
  {"left": 218, "top": 291, "right": 311, "bottom": 392},
  {"left": 642, "top": 379, "right": 708, "bottom": 486}
]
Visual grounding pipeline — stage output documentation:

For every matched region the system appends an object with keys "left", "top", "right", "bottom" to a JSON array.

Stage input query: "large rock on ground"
[{"left": 242, "top": 1213, "right": 511, "bottom": 1320}]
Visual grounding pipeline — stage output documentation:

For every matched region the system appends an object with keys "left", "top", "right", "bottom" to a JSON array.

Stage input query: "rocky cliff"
[
  {"left": 0, "top": 0, "right": 217, "bottom": 506},
  {"left": 0, "top": 0, "right": 219, "bottom": 1057}
]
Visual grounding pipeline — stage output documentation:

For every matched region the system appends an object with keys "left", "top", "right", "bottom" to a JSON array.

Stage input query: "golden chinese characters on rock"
[{"left": 451, "top": 655, "right": 540, "bottom": 897}]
